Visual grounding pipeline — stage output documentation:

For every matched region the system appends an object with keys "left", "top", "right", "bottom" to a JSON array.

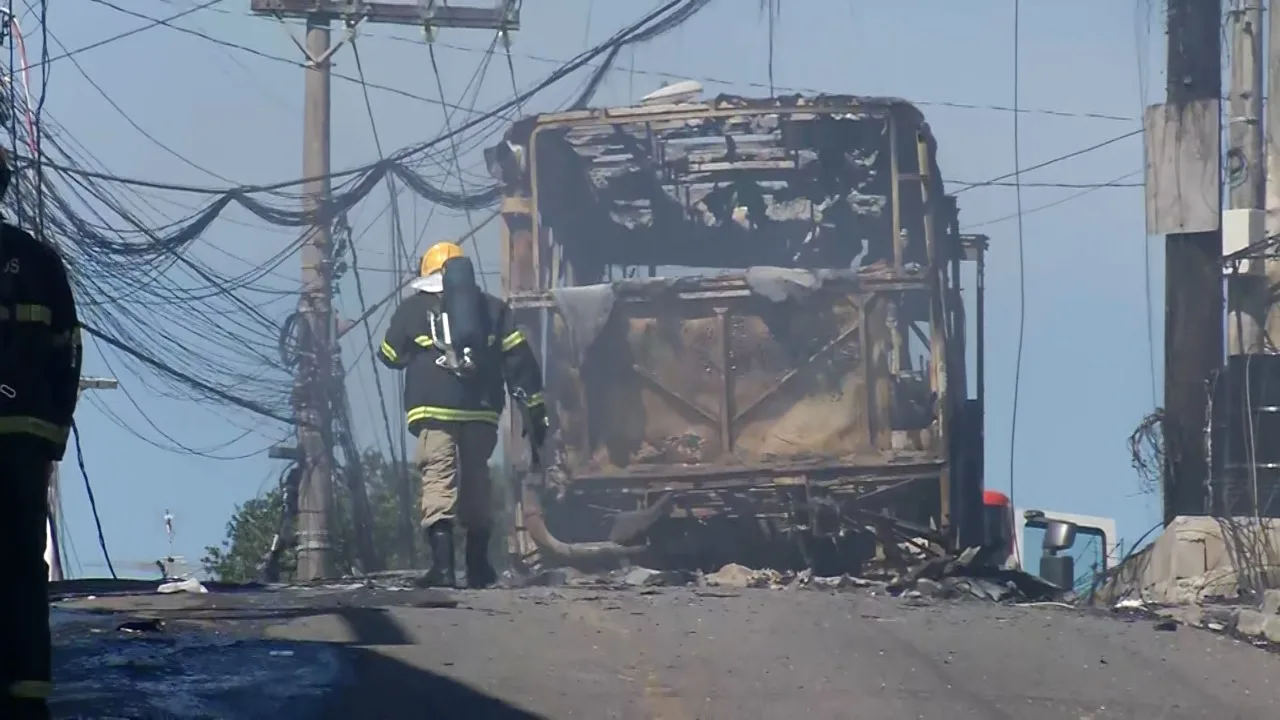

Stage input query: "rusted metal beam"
[
  {"left": 527, "top": 96, "right": 905, "bottom": 130},
  {"left": 861, "top": 296, "right": 878, "bottom": 449},
  {"left": 566, "top": 473, "right": 941, "bottom": 500},
  {"left": 566, "top": 456, "right": 945, "bottom": 485},
  {"left": 716, "top": 308, "right": 734, "bottom": 455},
  {"left": 890, "top": 117, "right": 903, "bottom": 269},
  {"left": 505, "top": 280, "right": 932, "bottom": 310},
  {"left": 732, "top": 321, "right": 863, "bottom": 424},
  {"left": 627, "top": 363, "right": 720, "bottom": 426},
  {"left": 917, "top": 129, "right": 950, "bottom": 528}
]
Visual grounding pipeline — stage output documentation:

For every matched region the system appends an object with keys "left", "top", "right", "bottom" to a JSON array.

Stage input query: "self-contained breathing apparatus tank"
[{"left": 439, "top": 255, "right": 486, "bottom": 374}]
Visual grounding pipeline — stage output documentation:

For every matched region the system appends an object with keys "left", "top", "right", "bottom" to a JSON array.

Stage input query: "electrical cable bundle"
[{"left": 0, "top": 0, "right": 714, "bottom": 463}]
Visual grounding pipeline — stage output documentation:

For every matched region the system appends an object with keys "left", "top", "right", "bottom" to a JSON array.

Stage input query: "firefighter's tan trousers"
[{"left": 416, "top": 421, "right": 499, "bottom": 530}]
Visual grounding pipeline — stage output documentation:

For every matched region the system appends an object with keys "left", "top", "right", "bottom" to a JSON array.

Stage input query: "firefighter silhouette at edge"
[{"left": 0, "top": 146, "right": 83, "bottom": 720}]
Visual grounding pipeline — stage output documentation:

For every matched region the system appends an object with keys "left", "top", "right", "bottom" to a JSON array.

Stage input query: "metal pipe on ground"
[{"left": 519, "top": 482, "right": 648, "bottom": 562}]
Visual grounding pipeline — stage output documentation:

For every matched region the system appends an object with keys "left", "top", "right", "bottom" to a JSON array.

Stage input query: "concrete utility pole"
[
  {"left": 1162, "top": 0, "right": 1224, "bottom": 523},
  {"left": 47, "top": 376, "right": 120, "bottom": 581},
  {"left": 1226, "top": 0, "right": 1266, "bottom": 354},
  {"left": 1266, "top": 0, "right": 1280, "bottom": 342},
  {"left": 248, "top": 0, "right": 520, "bottom": 581}
]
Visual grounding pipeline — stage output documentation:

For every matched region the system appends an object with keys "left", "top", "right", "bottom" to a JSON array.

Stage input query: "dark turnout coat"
[
  {"left": 378, "top": 288, "right": 543, "bottom": 437},
  {"left": 0, "top": 222, "right": 82, "bottom": 460}
]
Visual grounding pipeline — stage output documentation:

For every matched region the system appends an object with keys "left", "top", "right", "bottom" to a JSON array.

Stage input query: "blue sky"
[{"left": 30, "top": 0, "right": 1165, "bottom": 578}]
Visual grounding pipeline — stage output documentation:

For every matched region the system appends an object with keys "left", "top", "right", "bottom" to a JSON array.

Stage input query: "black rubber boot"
[
  {"left": 465, "top": 528, "right": 497, "bottom": 589},
  {"left": 417, "top": 521, "right": 456, "bottom": 588}
]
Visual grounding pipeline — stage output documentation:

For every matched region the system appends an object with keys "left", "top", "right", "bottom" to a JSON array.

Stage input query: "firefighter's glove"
[{"left": 526, "top": 404, "right": 549, "bottom": 449}]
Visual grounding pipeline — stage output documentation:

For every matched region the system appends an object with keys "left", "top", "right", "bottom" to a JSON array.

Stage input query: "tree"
[
  {"left": 202, "top": 450, "right": 515, "bottom": 582},
  {"left": 201, "top": 489, "right": 287, "bottom": 583}
]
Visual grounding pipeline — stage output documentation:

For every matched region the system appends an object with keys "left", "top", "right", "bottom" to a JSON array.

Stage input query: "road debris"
[
  {"left": 1231, "top": 590, "right": 1280, "bottom": 644},
  {"left": 116, "top": 618, "right": 164, "bottom": 634},
  {"left": 703, "top": 563, "right": 782, "bottom": 589},
  {"left": 1107, "top": 588, "right": 1280, "bottom": 650},
  {"left": 158, "top": 577, "right": 208, "bottom": 594},
  {"left": 493, "top": 541, "right": 1067, "bottom": 605}
]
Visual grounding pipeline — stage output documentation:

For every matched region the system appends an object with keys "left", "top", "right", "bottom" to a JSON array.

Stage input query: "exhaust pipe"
[{"left": 520, "top": 482, "right": 648, "bottom": 562}]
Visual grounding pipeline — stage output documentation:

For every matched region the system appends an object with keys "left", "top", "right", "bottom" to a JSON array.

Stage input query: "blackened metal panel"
[{"left": 527, "top": 277, "right": 942, "bottom": 485}]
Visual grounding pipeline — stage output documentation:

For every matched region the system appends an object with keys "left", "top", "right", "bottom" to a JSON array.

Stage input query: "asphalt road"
[{"left": 53, "top": 584, "right": 1280, "bottom": 720}]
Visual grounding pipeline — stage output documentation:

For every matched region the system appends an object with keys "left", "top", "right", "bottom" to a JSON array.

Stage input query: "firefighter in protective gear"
[
  {"left": 378, "top": 240, "right": 547, "bottom": 589},
  {"left": 0, "top": 146, "right": 82, "bottom": 720}
]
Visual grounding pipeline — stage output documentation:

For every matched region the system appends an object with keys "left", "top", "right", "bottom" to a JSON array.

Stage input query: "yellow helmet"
[{"left": 420, "top": 241, "right": 464, "bottom": 277}]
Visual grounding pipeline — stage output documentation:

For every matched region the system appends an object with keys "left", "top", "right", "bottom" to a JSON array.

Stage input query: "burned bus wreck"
[{"left": 487, "top": 93, "right": 988, "bottom": 574}]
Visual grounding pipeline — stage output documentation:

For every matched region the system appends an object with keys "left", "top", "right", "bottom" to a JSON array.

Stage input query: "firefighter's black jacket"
[
  {"left": 378, "top": 289, "right": 543, "bottom": 437},
  {"left": 0, "top": 222, "right": 82, "bottom": 460}
]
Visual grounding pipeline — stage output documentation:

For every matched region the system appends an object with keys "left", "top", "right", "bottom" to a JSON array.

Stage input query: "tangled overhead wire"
[
  {"left": 1128, "top": 409, "right": 1166, "bottom": 497},
  {"left": 0, "top": 0, "right": 714, "bottom": 456}
]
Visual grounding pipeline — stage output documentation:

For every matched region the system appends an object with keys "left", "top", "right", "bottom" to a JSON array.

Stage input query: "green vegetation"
[{"left": 202, "top": 450, "right": 514, "bottom": 582}]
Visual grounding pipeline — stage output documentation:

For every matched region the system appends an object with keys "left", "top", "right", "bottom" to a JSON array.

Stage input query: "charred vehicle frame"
[{"left": 487, "top": 94, "right": 988, "bottom": 574}]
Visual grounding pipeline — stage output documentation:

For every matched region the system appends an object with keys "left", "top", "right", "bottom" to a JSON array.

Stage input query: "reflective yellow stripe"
[
  {"left": 406, "top": 406, "right": 500, "bottom": 424},
  {"left": 0, "top": 303, "right": 53, "bottom": 324},
  {"left": 380, "top": 341, "right": 398, "bottom": 362},
  {"left": 0, "top": 416, "right": 69, "bottom": 444},
  {"left": 7, "top": 680, "right": 51, "bottom": 698},
  {"left": 413, "top": 335, "right": 434, "bottom": 348},
  {"left": 18, "top": 304, "right": 51, "bottom": 324},
  {"left": 501, "top": 330, "right": 526, "bottom": 352},
  {"left": 526, "top": 391, "right": 545, "bottom": 407}
]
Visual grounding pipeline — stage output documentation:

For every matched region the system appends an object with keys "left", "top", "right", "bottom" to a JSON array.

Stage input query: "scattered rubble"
[
  {"left": 494, "top": 541, "right": 1068, "bottom": 605},
  {"left": 158, "top": 577, "right": 208, "bottom": 594},
  {"left": 1094, "top": 516, "right": 1280, "bottom": 651},
  {"left": 1097, "top": 516, "right": 1280, "bottom": 606},
  {"left": 703, "top": 563, "right": 781, "bottom": 589},
  {"left": 1109, "top": 588, "right": 1280, "bottom": 650},
  {"left": 1235, "top": 589, "right": 1280, "bottom": 643}
]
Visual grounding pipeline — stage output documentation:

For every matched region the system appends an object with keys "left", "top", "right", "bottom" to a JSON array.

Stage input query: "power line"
[
  {"left": 963, "top": 171, "right": 1143, "bottom": 229},
  {"left": 948, "top": 179, "right": 1142, "bottom": 189},
  {"left": 1134, "top": 0, "right": 1159, "bottom": 410},
  {"left": 33, "top": 9, "right": 236, "bottom": 184},
  {"left": 952, "top": 128, "right": 1144, "bottom": 194},
  {"left": 763, "top": 0, "right": 779, "bottom": 95},
  {"left": 428, "top": 40, "right": 492, "bottom": 290},
  {"left": 161, "top": 0, "right": 1139, "bottom": 125},
  {"left": 29, "top": 20, "right": 1141, "bottom": 212},
  {"left": 29, "top": 0, "right": 709, "bottom": 199},
  {"left": 89, "top": 0, "right": 480, "bottom": 113},
  {"left": 414, "top": 39, "right": 1138, "bottom": 123},
  {"left": 349, "top": 37, "right": 418, "bottom": 564},
  {"left": 79, "top": 0, "right": 1139, "bottom": 199},
  {"left": 28, "top": 118, "right": 1146, "bottom": 207},
  {"left": 1008, "top": 0, "right": 1026, "bottom": 516},
  {"left": 72, "top": 421, "right": 117, "bottom": 580},
  {"left": 36, "top": 0, "right": 226, "bottom": 69}
]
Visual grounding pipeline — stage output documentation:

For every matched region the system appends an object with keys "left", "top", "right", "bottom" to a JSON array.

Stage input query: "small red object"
[{"left": 982, "top": 490, "right": 1010, "bottom": 507}]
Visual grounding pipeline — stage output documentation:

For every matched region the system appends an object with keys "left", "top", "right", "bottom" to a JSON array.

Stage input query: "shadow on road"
[
  {"left": 323, "top": 646, "right": 547, "bottom": 720},
  {"left": 187, "top": 606, "right": 419, "bottom": 645}
]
